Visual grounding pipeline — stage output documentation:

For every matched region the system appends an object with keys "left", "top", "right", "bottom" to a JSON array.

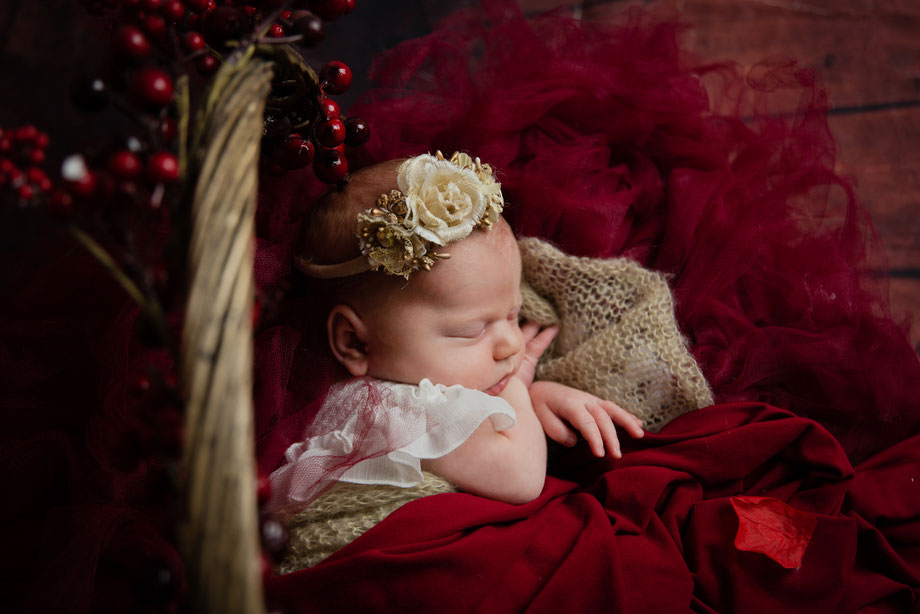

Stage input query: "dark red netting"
[
  {"left": 3, "top": 0, "right": 919, "bottom": 612},
  {"left": 253, "top": 1, "right": 919, "bottom": 473}
]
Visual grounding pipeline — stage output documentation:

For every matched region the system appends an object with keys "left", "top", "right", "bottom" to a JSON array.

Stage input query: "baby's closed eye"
[{"left": 446, "top": 324, "right": 486, "bottom": 339}]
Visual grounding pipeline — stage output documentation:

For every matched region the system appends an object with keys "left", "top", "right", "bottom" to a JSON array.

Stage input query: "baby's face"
[{"left": 358, "top": 222, "right": 524, "bottom": 394}]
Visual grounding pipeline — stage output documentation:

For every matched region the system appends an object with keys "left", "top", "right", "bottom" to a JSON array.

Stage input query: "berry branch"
[{"left": 2, "top": 0, "right": 368, "bottom": 609}]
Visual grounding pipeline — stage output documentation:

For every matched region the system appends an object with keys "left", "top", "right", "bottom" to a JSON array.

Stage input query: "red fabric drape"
[{"left": 268, "top": 403, "right": 920, "bottom": 613}]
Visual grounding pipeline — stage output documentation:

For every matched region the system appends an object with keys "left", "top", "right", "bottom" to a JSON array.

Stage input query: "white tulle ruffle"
[{"left": 268, "top": 378, "right": 515, "bottom": 511}]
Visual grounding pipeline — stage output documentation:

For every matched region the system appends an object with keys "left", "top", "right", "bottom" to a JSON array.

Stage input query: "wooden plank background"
[{"left": 521, "top": 0, "right": 920, "bottom": 354}]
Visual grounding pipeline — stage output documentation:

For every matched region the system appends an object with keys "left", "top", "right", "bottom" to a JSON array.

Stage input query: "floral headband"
[{"left": 297, "top": 151, "right": 504, "bottom": 279}]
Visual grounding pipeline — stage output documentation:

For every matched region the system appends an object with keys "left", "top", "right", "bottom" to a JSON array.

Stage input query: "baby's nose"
[{"left": 493, "top": 322, "right": 522, "bottom": 361}]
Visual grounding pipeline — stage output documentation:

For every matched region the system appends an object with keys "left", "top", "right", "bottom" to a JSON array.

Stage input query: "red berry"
[
  {"left": 0, "top": 158, "right": 15, "bottom": 174},
  {"left": 26, "top": 166, "right": 46, "bottom": 184},
  {"left": 309, "top": 0, "right": 352, "bottom": 21},
  {"left": 18, "top": 184, "right": 35, "bottom": 201},
  {"left": 291, "top": 10, "right": 323, "bottom": 45},
  {"left": 206, "top": 0, "right": 216, "bottom": 11},
  {"left": 263, "top": 160, "right": 286, "bottom": 176},
  {"left": 203, "top": 6, "right": 245, "bottom": 44},
  {"left": 196, "top": 53, "right": 219, "bottom": 75},
  {"left": 260, "top": 514, "right": 289, "bottom": 563},
  {"left": 318, "top": 97, "right": 340, "bottom": 120},
  {"left": 162, "top": 370, "right": 178, "bottom": 389},
  {"left": 313, "top": 147, "right": 347, "bottom": 183},
  {"left": 29, "top": 149, "right": 45, "bottom": 164},
  {"left": 147, "top": 152, "right": 180, "bottom": 182},
  {"left": 143, "top": 14, "right": 168, "bottom": 40},
  {"left": 269, "top": 23, "right": 284, "bottom": 37},
  {"left": 132, "top": 374, "right": 153, "bottom": 396},
  {"left": 185, "top": 0, "right": 209, "bottom": 11},
  {"left": 160, "top": 117, "right": 178, "bottom": 142},
  {"left": 15, "top": 125, "right": 38, "bottom": 142},
  {"left": 320, "top": 61, "right": 351, "bottom": 95},
  {"left": 272, "top": 135, "right": 314, "bottom": 170},
  {"left": 48, "top": 190, "right": 73, "bottom": 213},
  {"left": 108, "top": 150, "right": 142, "bottom": 179},
  {"left": 69, "top": 172, "right": 97, "bottom": 198},
  {"left": 162, "top": 0, "right": 185, "bottom": 21},
  {"left": 5, "top": 165, "right": 22, "bottom": 184},
  {"left": 113, "top": 25, "right": 151, "bottom": 60},
  {"left": 242, "top": 4, "right": 257, "bottom": 18},
  {"left": 344, "top": 116, "right": 369, "bottom": 146},
  {"left": 315, "top": 118, "right": 345, "bottom": 147},
  {"left": 131, "top": 68, "right": 174, "bottom": 108},
  {"left": 61, "top": 154, "right": 97, "bottom": 197},
  {"left": 183, "top": 31, "right": 206, "bottom": 52},
  {"left": 142, "top": 0, "right": 162, "bottom": 10},
  {"left": 256, "top": 473, "right": 272, "bottom": 504},
  {"left": 38, "top": 177, "right": 53, "bottom": 192},
  {"left": 35, "top": 132, "right": 50, "bottom": 149},
  {"left": 280, "top": 9, "right": 291, "bottom": 19}
]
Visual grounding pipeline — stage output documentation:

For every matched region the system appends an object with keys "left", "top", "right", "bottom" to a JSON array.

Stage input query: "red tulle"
[{"left": 253, "top": 1, "right": 919, "bottom": 473}]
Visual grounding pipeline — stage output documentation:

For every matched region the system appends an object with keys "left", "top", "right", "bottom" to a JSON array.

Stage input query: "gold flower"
[
  {"left": 355, "top": 151, "right": 504, "bottom": 277},
  {"left": 398, "top": 151, "right": 503, "bottom": 245}
]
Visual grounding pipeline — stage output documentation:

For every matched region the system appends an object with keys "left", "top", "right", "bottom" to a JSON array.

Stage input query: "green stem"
[{"left": 67, "top": 224, "right": 172, "bottom": 351}]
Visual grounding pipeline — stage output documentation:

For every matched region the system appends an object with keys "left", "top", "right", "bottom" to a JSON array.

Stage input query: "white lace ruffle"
[{"left": 279, "top": 378, "right": 516, "bottom": 492}]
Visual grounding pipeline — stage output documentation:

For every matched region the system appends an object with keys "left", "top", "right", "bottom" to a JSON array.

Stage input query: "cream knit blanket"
[
  {"left": 280, "top": 238, "right": 712, "bottom": 571},
  {"left": 518, "top": 237, "right": 712, "bottom": 432},
  {"left": 281, "top": 473, "right": 457, "bottom": 572}
]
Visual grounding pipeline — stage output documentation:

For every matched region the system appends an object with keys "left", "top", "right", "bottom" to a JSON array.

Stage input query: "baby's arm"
[
  {"left": 530, "top": 380, "right": 644, "bottom": 458},
  {"left": 421, "top": 376, "right": 547, "bottom": 505}
]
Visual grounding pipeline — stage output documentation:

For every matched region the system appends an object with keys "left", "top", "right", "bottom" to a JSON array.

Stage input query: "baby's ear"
[{"left": 327, "top": 304, "right": 370, "bottom": 376}]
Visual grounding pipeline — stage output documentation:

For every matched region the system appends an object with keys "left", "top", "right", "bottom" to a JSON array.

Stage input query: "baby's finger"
[
  {"left": 521, "top": 321, "right": 542, "bottom": 343},
  {"left": 525, "top": 325, "right": 558, "bottom": 358},
  {"left": 590, "top": 404, "right": 621, "bottom": 458},
  {"left": 533, "top": 401, "right": 578, "bottom": 446},
  {"left": 566, "top": 406, "right": 605, "bottom": 457},
  {"left": 600, "top": 401, "right": 645, "bottom": 439}
]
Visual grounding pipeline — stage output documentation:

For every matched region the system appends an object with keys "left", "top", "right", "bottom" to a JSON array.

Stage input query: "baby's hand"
[
  {"left": 515, "top": 322, "right": 558, "bottom": 387},
  {"left": 529, "top": 380, "right": 644, "bottom": 458}
]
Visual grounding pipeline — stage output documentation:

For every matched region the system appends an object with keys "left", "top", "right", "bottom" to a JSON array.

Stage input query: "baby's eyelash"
[{"left": 448, "top": 325, "right": 486, "bottom": 339}]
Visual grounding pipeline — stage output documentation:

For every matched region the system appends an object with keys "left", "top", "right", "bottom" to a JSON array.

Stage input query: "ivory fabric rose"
[{"left": 398, "top": 154, "right": 502, "bottom": 245}]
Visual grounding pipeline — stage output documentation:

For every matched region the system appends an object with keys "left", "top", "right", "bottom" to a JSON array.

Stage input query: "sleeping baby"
[{"left": 268, "top": 151, "right": 645, "bottom": 519}]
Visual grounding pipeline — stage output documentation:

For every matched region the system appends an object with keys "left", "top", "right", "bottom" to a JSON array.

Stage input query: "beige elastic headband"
[{"left": 295, "top": 150, "right": 504, "bottom": 280}]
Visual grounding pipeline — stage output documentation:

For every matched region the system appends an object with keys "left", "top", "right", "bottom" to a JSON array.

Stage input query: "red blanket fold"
[{"left": 267, "top": 402, "right": 919, "bottom": 613}]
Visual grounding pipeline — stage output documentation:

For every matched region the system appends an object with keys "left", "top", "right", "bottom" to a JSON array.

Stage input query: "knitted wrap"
[
  {"left": 519, "top": 237, "right": 712, "bottom": 432},
  {"left": 280, "top": 472, "right": 456, "bottom": 572}
]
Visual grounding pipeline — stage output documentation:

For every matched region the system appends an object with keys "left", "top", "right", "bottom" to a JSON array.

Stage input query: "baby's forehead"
[{"left": 409, "top": 226, "right": 521, "bottom": 302}]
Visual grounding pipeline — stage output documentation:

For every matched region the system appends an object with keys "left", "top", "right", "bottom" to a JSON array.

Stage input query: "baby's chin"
[{"left": 380, "top": 372, "right": 499, "bottom": 395}]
